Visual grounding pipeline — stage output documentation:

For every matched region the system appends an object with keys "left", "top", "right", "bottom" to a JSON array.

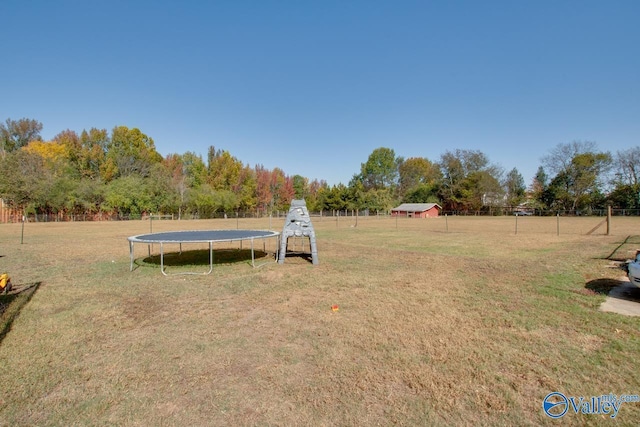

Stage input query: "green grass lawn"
[{"left": 0, "top": 216, "right": 639, "bottom": 426}]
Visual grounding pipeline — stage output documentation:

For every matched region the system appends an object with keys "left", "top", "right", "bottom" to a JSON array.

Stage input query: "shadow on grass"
[
  {"left": 280, "top": 251, "right": 315, "bottom": 264},
  {"left": 141, "top": 249, "right": 269, "bottom": 267},
  {"left": 585, "top": 278, "right": 640, "bottom": 304},
  {"left": 586, "top": 278, "right": 625, "bottom": 295},
  {"left": 603, "top": 235, "right": 640, "bottom": 261},
  {"left": 0, "top": 282, "right": 41, "bottom": 344}
]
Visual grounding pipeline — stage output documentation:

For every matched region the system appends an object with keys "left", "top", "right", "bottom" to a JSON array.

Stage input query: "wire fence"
[{"left": 4, "top": 207, "right": 640, "bottom": 224}]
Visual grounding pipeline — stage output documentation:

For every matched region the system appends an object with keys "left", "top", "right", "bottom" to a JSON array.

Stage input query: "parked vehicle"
[{"left": 627, "top": 252, "right": 640, "bottom": 287}]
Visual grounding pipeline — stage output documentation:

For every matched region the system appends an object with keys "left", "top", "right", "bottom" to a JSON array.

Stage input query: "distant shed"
[{"left": 391, "top": 203, "right": 441, "bottom": 218}]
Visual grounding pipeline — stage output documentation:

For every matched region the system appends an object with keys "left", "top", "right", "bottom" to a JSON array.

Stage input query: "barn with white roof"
[{"left": 391, "top": 203, "right": 441, "bottom": 218}]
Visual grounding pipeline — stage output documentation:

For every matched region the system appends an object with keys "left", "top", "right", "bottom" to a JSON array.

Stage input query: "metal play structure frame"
[
  {"left": 128, "top": 229, "right": 280, "bottom": 276},
  {"left": 278, "top": 199, "right": 318, "bottom": 265}
]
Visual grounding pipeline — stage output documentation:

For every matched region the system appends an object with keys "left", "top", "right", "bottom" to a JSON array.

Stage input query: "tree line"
[{"left": 1, "top": 117, "right": 638, "bottom": 220}]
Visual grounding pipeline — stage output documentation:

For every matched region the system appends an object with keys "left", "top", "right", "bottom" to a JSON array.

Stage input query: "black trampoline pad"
[{"left": 128, "top": 229, "right": 279, "bottom": 244}]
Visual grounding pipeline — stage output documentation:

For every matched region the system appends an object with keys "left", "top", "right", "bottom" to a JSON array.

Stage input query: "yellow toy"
[{"left": 0, "top": 273, "right": 12, "bottom": 293}]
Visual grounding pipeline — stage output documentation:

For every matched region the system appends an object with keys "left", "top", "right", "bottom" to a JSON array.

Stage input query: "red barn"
[{"left": 391, "top": 203, "right": 441, "bottom": 218}]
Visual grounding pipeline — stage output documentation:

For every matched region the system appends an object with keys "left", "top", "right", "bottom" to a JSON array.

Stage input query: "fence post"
[{"left": 557, "top": 213, "right": 560, "bottom": 236}]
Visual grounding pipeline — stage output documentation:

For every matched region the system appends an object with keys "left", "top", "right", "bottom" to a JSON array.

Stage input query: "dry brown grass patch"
[{"left": 0, "top": 217, "right": 639, "bottom": 425}]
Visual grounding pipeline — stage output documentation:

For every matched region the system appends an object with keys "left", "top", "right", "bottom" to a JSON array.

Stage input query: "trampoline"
[{"left": 128, "top": 229, "right": 280, "bottom": 276}]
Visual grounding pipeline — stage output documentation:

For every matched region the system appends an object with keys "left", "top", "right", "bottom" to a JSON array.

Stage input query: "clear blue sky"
[{"left": 2, "top": 0, "right": 639, "bottom": 187}]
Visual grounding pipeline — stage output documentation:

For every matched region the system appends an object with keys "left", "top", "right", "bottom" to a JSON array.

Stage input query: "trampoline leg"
[
  {"left": 159, "top": 241, "right": 213, "bottom": 276},
  {"left": 129, "top": 241, "right": 134, "bottom": 271},
  {"left": 160, "top": 242, "right": 167, "bottom": 276},
  {"left": 251, "top": 238, "right": 255, "bottom": 268},
  {"left": 248, "top": 235, "right": 280, "bottom": 268},
  {"left": 208, "top": 242, "right": 213, "bottom": 274}
]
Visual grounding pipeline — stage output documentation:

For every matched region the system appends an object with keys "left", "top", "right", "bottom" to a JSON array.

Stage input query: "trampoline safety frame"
[{"left": 128, "top": 230, "right": 281, "bottom": 276}]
